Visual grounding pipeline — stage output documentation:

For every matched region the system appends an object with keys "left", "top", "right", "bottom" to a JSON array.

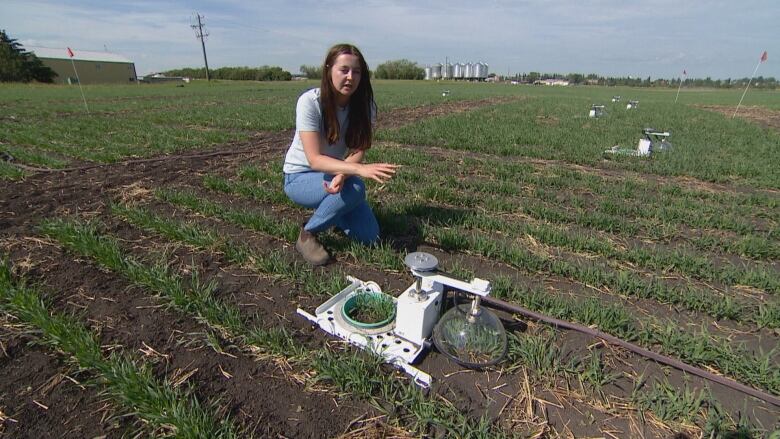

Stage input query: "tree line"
[
  {"left": 513, "top": 72, "right": 778, "bottom": 89},
  {"left": 163, "top": 66, "right": 292, "bottom": 81},
  {"left": 300, "top": 59, "right": 424, "bottom": 80},
  {"left": 301, "top": 61, "right": 778, "bottom": 88}
]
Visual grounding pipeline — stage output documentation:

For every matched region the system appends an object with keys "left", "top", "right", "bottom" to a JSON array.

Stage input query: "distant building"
[
  {"left": 534, "top": 78, "right": 570, "bottom": 86},
  {"left": 28, "top": 47, "right": 137, "bottom": 85},
  {"left": 140, "top": 73, "right": 189, "bottom": 84}
]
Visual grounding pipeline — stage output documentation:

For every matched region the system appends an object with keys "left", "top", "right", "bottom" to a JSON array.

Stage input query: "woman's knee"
[{"left": 340, "top": 176, "right": 367, "bottom": 206}]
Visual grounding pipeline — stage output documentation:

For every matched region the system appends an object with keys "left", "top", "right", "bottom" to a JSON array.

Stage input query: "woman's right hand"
[{"left": 358, "top": 163, "right": 398, "bottom": 184}]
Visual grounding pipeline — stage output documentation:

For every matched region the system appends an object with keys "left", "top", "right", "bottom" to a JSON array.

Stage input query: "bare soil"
[
  {"left": 1, "top": 101, "right": 777, "bottom": 437},
  {"left": 697, "top": 104, "right": 780, "bottom": 132}
]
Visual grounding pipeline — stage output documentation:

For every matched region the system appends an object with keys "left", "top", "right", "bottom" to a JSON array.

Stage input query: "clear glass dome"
[{"left": 433, "top": 303, "right": 507, "bottom": 368}]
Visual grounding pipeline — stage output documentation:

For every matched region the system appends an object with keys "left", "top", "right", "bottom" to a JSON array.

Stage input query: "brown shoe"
[{"left": 295, "top": 227, "right": 329, "bottom": 266}]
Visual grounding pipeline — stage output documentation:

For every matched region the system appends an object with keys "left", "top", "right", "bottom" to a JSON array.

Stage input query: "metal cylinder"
[
  {"left": 431, "top": 63, "right": 442, "bottom": 79},
  {"left": 453, "top": 63, "right": 464, "bottom": 78}
]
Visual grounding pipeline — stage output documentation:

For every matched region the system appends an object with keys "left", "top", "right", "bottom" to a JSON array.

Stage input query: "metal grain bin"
[
  {"left": 453, "top": 63, "right": 464, "bottom": 78},
  {"left": 432, "top": 63, "right": 442, "bottom": 79}
]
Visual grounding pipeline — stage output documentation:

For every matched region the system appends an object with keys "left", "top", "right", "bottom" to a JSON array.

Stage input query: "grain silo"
[
  {"left": 453, "top": 63, "right": 464, "bottom": 79},
  {"left": 431, "top": 63, "right": 442, "bottom": 79},
  {"left": 442, "top": 62, "right": 453, "bottom": 79}
]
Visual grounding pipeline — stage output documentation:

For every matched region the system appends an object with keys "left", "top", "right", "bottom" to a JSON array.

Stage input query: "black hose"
[{"left": 481, "top": 295, "right": 780, "bottom": 407}]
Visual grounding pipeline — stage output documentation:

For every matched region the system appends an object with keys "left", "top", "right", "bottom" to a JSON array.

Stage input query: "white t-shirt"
[{"left": 283, "top": 88, "right": 350, "bottom": 174}]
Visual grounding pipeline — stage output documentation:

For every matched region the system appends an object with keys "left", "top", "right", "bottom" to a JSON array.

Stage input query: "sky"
[{"left": 2, "top": 0, "right": 778, "bottom": 79}]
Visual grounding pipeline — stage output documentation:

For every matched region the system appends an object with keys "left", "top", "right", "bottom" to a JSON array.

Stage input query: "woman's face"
[{"left": 330, "top": 53, "right": 361, "bottom": 103}]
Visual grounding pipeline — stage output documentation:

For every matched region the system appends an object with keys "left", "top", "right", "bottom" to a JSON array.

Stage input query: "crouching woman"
[{"left": 283, "top": 44, "right": 397, "bottom": 265}]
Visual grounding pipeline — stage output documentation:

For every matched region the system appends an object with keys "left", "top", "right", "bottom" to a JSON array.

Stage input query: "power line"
[{"left": 191, "top": 13, "right": 210, "bottom": 81}]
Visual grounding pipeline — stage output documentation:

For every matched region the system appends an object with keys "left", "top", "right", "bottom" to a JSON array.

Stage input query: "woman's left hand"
[{"left": 324, "top": 174, "right": 345, "bottom": 194}]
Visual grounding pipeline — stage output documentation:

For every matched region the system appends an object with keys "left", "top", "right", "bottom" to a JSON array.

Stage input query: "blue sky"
[{"left": 3, "top": 0, "right": 778, "bottom": 79}]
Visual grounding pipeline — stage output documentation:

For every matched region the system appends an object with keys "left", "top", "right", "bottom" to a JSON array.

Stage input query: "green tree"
[
  {"left": 566, "top": 73, "right": 584, "bottom": 84},
  {"left": 163, "top": 65, "right": 291, "bottom": 81},
  {"left": 0, "top": 29, "right": 56, "bottom": 82},
  {"left": 374, "top": 59, "right": 423, "bottom": 79},
  {"left": 299, "top": 64, "right": 322, "bottom": 79}
]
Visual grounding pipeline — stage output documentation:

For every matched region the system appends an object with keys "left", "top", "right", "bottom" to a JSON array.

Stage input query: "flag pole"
[
  {"left": 733, "top": 52, "right": 766, "bottom": 118},
  {"left": 674, "top": 70, "right": 685, "bottom": 103},
  {"left": 68, "top": 48, "right": 90, "bottom": 114}
]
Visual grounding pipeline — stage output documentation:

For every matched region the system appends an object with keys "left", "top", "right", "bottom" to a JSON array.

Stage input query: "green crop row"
[
  {"left": 372, "top": 157, "right": 778, "bottom": 256},
  {"left": 200, "top": 172, "right": 780, "bottom": 313},
  {"left": 370, "top": 144, "right": 778, "bottom": 215},
  {"left": 491, "top": 278, "right": 779, "bottom": 395},
  {"left": 36, "top": 217, "right": 510, "bottom": 438},
  {"left": 377, "top": 96, "right": 780, "bottom": 189},
  {"left": 202, "top": 164, "right": 779, "bottom": 327},
  {"left": 391, "top": 198, "right": 779, "bottom": 294},
  {"left": 425, "top": 225, "right": 777, "bottom": 327},
  {"left": 147, "top": 186, "right": 779, "bottom": 395},
  {"left": 0, "top": 260, "right": 239, "bottom": 438},
  {"left": 155, "top": 188, "right": 404, "bottom": 271},
  {"left": 238, "top": 156, "right": 779, "bottom": 263},
  {"left": 0, "top": 161, "right": 26, "bottom": 181}
]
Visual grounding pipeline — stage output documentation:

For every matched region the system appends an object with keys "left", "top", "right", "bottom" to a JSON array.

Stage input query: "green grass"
[
  {"left": 345, "top": 291, "right": 396, "bottom": 324},
  {"left": 506, "top": 329, "right": 564, "bottom": 381},
  {"left": 156, "top": 187, "right": 404, "bottom": 271},
  {"left": 0, "top": 161, "right": 26, "bottom": 180},
  {"left": 0, "top": 260, "right": 238, "bottom": 438},
  {"left": 3, "top": 80, "right": 779, "bottom": 190},
  {"left": 633, "top": 378, "right": 709, "bottom": 429},
  {"left": 122, "top": 192, "right": 780, "bottom": 394},
  {"left": 378, "top": 93, "right": 780, "bottom": 189},
  {"left": 5, "top": 79, "right": 779, "bottom": 435},
  {"left": 1, "top": 144, "right": 69, "bottom": 168},
  {"left": 425, "top": 225, "right": 772, "bottom": 326},
  {"left": 38, "top": 218, "right": 245, "bottom": 333},
  {"left": 370, "top": 148, "right": 778, "bottom": 256},
  {"left": 189, "top": 163, "right": 780, "bottom": 392},
  {"left": 491, "top": 277, "right": 780, "bottom": 395},
  {"left": 35, "top": 217, "right": 511, "bottom": 438},
  {"left": 109, "top": 202, "right": 347, "bottom": 296}
]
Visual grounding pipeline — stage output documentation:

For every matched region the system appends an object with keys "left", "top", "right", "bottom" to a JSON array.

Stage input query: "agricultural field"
[{"left": 0, "top": 79, "right": 778, "bottom": 438}]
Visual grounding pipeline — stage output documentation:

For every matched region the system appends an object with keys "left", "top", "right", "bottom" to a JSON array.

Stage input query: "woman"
[{"left": 283, "top": 44, "right": 397, "bottom": 265}]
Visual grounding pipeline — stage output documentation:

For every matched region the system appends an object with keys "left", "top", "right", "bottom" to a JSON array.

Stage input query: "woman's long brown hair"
[{"left": 320, "top": 44, "right": 375, "bottom": 151}]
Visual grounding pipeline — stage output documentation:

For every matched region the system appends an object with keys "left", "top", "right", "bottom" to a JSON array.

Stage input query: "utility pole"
[{"left": 191, "top": 13, "right": 210, "bottom": 81}]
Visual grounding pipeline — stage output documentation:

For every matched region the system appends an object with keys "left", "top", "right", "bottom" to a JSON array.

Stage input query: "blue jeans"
[{"left": 283, "top": 171, "right": 379, "bottom": 245}]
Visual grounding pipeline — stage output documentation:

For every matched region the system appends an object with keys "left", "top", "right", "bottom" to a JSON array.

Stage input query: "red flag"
[
  {"left": 67, "top": 47, "right": 74, "bottom": 58},
  {"left": 760, "top": 51, "right": 768, "bottom": 62}
]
